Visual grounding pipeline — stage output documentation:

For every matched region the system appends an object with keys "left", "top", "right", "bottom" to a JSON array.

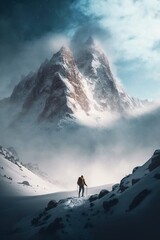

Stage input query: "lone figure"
[{"left": 77, "top": 175, "right": 87, "bottom": 197}]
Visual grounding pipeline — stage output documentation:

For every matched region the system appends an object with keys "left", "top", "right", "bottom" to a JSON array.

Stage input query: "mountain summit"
[{"left": 0, "top": 38, "right": 143, "bottom": 131}]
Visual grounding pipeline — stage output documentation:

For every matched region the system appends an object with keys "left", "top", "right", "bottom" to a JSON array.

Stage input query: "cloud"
[
  {"left": 1, "top": 108, "right": 159, "bottom": 189},
  {"left": 0, "top": 33, "right": 70, "bottom": 99},
  {"left": 71, "top": 0, "right": 160, "bottom": 99},
  {"left": 74, "top": 0, "right": 160, "bottom": 61},
  {"left": 1, "top": 0, "right": 160, "bottom": 100}
]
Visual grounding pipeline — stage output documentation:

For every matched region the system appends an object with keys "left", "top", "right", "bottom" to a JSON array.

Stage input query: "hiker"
[{"left": 77, "top": 175, "right": 87, "bottom": 197}]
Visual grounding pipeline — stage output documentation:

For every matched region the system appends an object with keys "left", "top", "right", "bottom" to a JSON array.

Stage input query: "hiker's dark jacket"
[{"left": 77, "top": 177, "right": 87, "bottom": 187}]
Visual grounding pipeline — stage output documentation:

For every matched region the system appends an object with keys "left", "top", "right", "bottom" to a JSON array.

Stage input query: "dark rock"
[
  {"left": 22, "top": 181, "right": 30, "bottom": 186},
  {"left": 119, "top": 175, "right": 131, "bottom": 192},
  {"left": 132, "top": 166, "right": 140, "bottom": 174},
  {"left": 148, "top": 155, "right": 160, "bottom": 171},
  {"left": 109, "top": 194, "right": 116, "bottom": 199},
  {"left": 58, "top": 199, "right": 67, "bottom": 204},
  {"left": 58, "top": 197, "right": 72, "bottom": 205},
  {"left": 45, "top": 200, "right": 58, "bottom": 211},
  {"left": 89, "top": 194, "right": 99, "bottom": 202},
  {"left": 39, "top": 217, "right": 64, "bottom": 235},
  {"left": 90, "top": 202, "right": 94, "bottom": 208},
  {"left": 132, "top": 178, "right": 140, "bottom": 185},
  {"left": 31, "top": 217, "right": 39, "bottom": 226},
  {"left": 119, "top": 182, "right": 129, "bottom": 192},
  {"left": 112, "top": 184, "right": 119, "bottom": 191},
  {"left": 128, "top": 189, "right": 151, "bottom": 211},
  {"left": 154, "top": 173, "right": 160, "bottom": 179},
  {"left": 153, "top": 149, "right": 160, "bottom": 156},
  {"left": 98, "top": 189, "right": 109, "bottom": 199},
  {"left": 81, "top": 212, "right": 88, "bottom": 216},
  {"left": 103, "top": 198, "right": 119, "bottom": 212}
]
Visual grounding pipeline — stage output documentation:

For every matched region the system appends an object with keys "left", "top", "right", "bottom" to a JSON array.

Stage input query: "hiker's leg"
[
  {"left": 82, "top": 186, "right": 84, "bottom": 197},
  {"left": 79, "top": 186, "right": 81, "bottom": 197}
]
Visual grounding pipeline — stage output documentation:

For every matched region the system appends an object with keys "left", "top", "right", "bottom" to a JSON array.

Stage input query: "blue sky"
[
  {"left": 0, "top": 0, "right": 160, "bottom": 100},
  {"left": 72, "top": 0, "right": 160, "bottom": 100}
]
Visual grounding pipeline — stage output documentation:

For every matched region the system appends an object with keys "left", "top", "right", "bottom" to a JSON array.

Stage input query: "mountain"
[
  {"left": 0, "top": 145, "right": 62, "bottom": 196},
  {"left": 75, "top": 37, "right": 142, "bottom": 113},
  {"left": 23, "top": 162, "right": 60, "bottom": 185},
  {"left": 9, "top": 149, "right": 160, "bottom": 240},
  {"left": 0, "top": 38, "right": 144, "bottom": 132}
]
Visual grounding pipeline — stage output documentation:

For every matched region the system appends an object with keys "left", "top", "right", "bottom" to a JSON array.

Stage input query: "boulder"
[
  {"left": 128, "top": 189, "right": 151, "bottom": 211},
  {"left": 112, "top": 184, "right": 119, "bottom": 191},
  {"left": 103, "top": 198, "right": 119, "bottom": 212},
  {"left": 89, "top": 194, "right": 99, "bottom": 202},
  {"left": 98, "top": 189, "right": 109, "bottom": 199},
  {"left": 132, "top": 166, "right": 140, "bottom": 174},
  {"left": 132, "top": 178, "right": 140, "bottom": 185},
  {"left": 22, "top": 181, "right": 30, "bottom": 186},
  {"left": 148, "top": 155, "right": 160, "bottom": 171},
  {"left": 46, "top": 200, "right": 58, "bottom": 211}
]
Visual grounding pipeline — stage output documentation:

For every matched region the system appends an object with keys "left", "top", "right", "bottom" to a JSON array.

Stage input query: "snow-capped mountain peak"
[{"left": 0, "top": 38, "right": 145, "bottom": 131}]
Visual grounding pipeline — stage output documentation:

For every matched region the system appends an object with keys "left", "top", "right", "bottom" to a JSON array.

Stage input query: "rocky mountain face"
[
  {"left": 76, "top": 37, "right": 140, "bottom": 112},
  {"left": 0, "top": 38, "right": 143, "bottom": 130}
]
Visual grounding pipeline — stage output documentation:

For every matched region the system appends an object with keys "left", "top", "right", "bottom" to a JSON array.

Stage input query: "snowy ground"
[
  {"left": 1, "top": 149, "right": 160, "bottom": 240},
  {"left": 0, "top": 185, "right": 111, "bottom": 240},
  {"left": 0, "top": 147, "right": 63, "bottom": 196}
]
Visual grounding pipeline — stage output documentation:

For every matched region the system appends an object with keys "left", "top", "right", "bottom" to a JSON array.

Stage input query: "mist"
[
  {"left": 1, "top": 0, "right": 160, "bottom": 192},
  {"left": 1, "top": 104, "right": 160, "bottom": 190},
  {"left": 0, "top": 33, "right": 70, "bottom": 99}
]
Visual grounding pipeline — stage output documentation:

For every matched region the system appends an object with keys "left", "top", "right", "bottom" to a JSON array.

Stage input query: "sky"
[{"left": 0, "top": 0, "right": 160, "bottom": 100}]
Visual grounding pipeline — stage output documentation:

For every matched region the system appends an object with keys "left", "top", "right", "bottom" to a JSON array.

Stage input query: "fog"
[
  {"left": 1, "top": 104, "right": 160, "bottom": 190},
  {"left": 0, "top": 33, "right": 69, "bottom": 99}
]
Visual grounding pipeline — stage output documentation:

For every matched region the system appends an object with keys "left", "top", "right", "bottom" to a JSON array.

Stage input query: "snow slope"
[
  {"left": 7, "top": 149, "right": 160, "bottom": 240},
  {"left": 0, "top": 146, "right": 62, "bottom": 196}
]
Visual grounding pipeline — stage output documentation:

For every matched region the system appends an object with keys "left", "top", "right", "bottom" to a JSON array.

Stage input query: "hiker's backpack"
[{"left": 77, "top": 177, "right": 82, "bottom": 186}]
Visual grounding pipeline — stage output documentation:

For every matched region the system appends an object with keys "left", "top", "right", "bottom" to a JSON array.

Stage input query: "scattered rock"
[
  {"left": 45, "top": 200, "right": 58, "bottom": 211},
  {"left": 153, "top": 149, "right": 160, "bottom": 156},
  {"left": 132, "top": 166, "right": 140, "bottom": 174},
  {"left": 89, "top": 194, "right": 99, "bottom": 202},
  {"left": 3, "top": 175, "right": 12, "bottom": 180},
  {"left": 119, "top": 175, "right": 130, "bottom": 192},
  {"left": 109, "top": 194, "right": 116, "bottom": 199},
  {"left": 112, "top": 184, "right": 119, "bottom": 191},
  {"left": 22, "top": 181, "right": 30, "bottom": 186},
  {"left": 98, "top": 189, "right": 109, "bottom": 199},
  {"left": 128, "top": 189, "right": 151, "bottom": 211},
  {"left": 103, "top": 198, "right": 119, "bottom": 212},
  {"left": 39, "top": 217, "right": 65, "bottom": 235},
  {"left": 148, "top": 155, "right": 160, "bottom": 171},
  {"left": 132, "top": 178, "right": 140, "bottom": 185},
  {"left": 90, "top": 202, "right": 94, "bottom": 208},
  {"left": 154, "top": 173, "right": 160, "bottom": 179},
  {"left": 31, "top": 217, "right": 39, "bottom": 226}
]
